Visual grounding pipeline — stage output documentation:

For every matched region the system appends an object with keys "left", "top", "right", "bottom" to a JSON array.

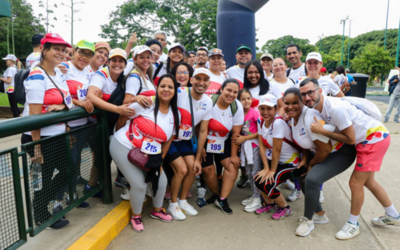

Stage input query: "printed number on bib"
[
  {"left": 178, "top": 125, "right": 192, "bottom": 140},
  {"left": 206, "top": 139, "right": 225, "bottom": 154},
  {"left": 267, "top": 149, "right": 272, "bottom": 158},
  {"left": 77, "top": 85, "right": 87, "bottom": 101},
  {"left": 141, "top": 137, "right": 162, "bottom": 155}
]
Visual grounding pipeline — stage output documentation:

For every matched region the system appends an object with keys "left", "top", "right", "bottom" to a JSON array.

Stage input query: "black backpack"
[{"left": 13, "top": 69, "right": 30, "bottom": 105}]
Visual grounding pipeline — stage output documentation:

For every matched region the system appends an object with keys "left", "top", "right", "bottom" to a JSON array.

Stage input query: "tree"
[
  {"left": 99, "top": 0, "right": 218, "bottom": 51},
  {"left": 0, "top": 0, "right": 45, "bottom": 70},
  {"left": 352, "top": 44, "right": 394, "bottom": 81},
  {"left": 38, "top": 0, "right": 57, "bottom": 33}
]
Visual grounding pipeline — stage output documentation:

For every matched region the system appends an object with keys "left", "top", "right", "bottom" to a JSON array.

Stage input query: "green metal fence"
[{"left": 0, "top": 108, "right": 113, "bottom": 250}]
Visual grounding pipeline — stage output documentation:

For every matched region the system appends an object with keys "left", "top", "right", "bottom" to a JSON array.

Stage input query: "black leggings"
[
  {"left": 21, "top": 134, "right": 68, "bottom": 223},
  {"left": 7, "top": 92, "right": 20, "bottom": 117},
  {"left": 255, "top": 160, "right": 297, "bottom": 199}
]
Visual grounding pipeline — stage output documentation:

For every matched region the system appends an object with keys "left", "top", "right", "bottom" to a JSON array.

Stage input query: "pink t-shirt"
[{"left": 242, "top": 108, "right": 260, "bottom": 147}]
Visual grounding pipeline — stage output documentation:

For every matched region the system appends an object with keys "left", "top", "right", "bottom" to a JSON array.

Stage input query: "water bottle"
[{"left": 31, "top": 163, "right": 42, "bottom": 191}]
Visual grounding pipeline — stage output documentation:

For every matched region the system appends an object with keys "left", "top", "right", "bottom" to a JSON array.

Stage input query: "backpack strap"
[
  {"left": 136, "top": 75, "right": 143, "bottom": 96},
  {"left": 154, "top": 62, "right": 164, "bottom": 78},
  {"left": 286, "top": 68, "right": 291, "bottom": 77},
  {"left": 211, "top": 94, "right": 237, "bottom": 116},
  {"left": 289, "top": 78, "right": 295, "bottom": 85}
]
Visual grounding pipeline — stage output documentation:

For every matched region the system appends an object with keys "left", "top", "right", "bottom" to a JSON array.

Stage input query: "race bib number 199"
[
  {"left": 141, "top": 137, "right": 162, "bottom": 155},
  {"left": 206, "top": 139, "right": 225, "bottom": 154}
]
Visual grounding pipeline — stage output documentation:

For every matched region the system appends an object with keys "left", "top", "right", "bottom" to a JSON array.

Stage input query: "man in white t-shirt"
[
  {"left": 26, "top": 34, "right": 44, "bottom": 70},
  {"left": 226, "top": 44, "right": 253, "bottom": 89},
  {"left": 154, "top": 30, "right": 168, "bottom": 63},
  {"left": 286, "top": 44, "right": 307, "bottom": 85},
  {"left": 194, "top": 46, "right": 209, "bottom": 69}
]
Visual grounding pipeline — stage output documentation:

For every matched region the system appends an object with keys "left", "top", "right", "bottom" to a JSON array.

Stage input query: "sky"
[{"left": 29, "top": 0, "right": 400, "bottom": 48}]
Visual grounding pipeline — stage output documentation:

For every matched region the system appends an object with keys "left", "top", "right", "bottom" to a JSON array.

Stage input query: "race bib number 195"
[{"left": 206, "top": 139, "right": 225, "bottom": 154}]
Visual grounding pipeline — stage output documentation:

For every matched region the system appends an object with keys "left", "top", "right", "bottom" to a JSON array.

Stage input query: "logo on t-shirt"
[
  {"left": 299, "top": 128, "right": 306, "bottom": 136},
  {"left": 200, "top": 103, "right": 208, "bottom": 110}
]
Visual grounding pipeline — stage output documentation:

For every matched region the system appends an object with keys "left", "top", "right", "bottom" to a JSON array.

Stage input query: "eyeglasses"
[
  {"left": 300, "top": 88, "right": 320, "bottom": 98},
  {"left": 177, "top": 71, "right": 189, "bottom": 74},
  {"left": 196, "top": 53, "right": 207, "bottom": 57},
  {"left": 77, "top": 49, "right": 94, "bottom": 59}
]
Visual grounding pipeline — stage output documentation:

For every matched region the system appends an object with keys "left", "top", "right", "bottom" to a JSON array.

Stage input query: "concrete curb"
[{"left": 67, "top": 201, "right": 131, "bottom": 250}]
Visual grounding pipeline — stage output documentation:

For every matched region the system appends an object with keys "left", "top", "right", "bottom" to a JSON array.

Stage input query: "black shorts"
[
  {"left": 201, "top": 137, "right": 232, "bottom": 168},
  {"left": 164, "top": 140, "right": 195, "bottom": 164}
]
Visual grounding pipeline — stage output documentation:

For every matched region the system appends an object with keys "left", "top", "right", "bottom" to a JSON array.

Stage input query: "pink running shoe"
[
  {"left": 271, "top": 206, "right": 293, "bottom": 220},
  {"left": 187, "top": 190, "right": 192, "bottom": 198},
  {"left": 150, "top": 208, "right": 173, "bottom": 222},
  {"left": 131, "top": 216, "right": 144, "bottom": 232},
  {"left": 164, "top": 190, "right": 172, "bottom": 200},
  {"left": 255, "top": 204, "right": 277, "bottom": 215}
]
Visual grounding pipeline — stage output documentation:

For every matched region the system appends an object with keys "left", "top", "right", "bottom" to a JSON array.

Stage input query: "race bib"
[
  {"left": 141, "top": 137, "right": 162, "bottom": 155},
  {"left": 178, "top": 124, "right": 192, "bottom": 140},
  {"left": 77, "top": 85, "right": 87, "bottom": 101},
  {"left": 206, "top": 138, "right": 225, "bottom": 154},
  {"left": 64, "top": 92, "right": 73, "bottom": 109}
]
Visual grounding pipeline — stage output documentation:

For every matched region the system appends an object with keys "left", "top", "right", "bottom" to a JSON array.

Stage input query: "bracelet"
[{"left": 269, "top": 169, "right": 276, "bottom": 173}]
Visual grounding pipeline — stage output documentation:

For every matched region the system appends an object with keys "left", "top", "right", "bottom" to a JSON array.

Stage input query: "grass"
[{"left": 0, "top": 93, "right": 23, "bottom": 107}]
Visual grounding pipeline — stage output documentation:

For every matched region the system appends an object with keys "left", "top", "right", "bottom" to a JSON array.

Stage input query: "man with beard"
[
  {"left": 226, "top": 44, "right": 252, "bottom": 88},
  {"left": 286, "top": 44, "right": 307, "bottom": 86},
  {"left": 194, "top": 47, "right": 209, "bottom": 69}
]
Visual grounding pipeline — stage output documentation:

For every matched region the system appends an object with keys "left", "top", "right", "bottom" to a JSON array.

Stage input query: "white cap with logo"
[
  {"left": 192, "top": 68, "right": 211, "bottom": 78},
  {"left": 2, "top": 54, "right": 17, "bottom": 61},
  {"left": 258, "top": 93, "right": 277, "bottom": 107},
  {"left": 132, "top": 45, "right": 153, "bottom": 57},
  {"left": 306, "top": 52, "right": 322, "bottom": 62}
]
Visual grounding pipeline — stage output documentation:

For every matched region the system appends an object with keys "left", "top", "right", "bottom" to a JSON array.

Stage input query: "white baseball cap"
[
  {"left": 258, "top": 93, "right": 277, "bottom": 107},
  {"left": 2, "top": 54, "right": 17, "bottom": 61},
  {"left": 192, "top": 68, "right": 211, "bottom": 78},
  {"left": 131, "top": 45, "right": 153, "bottom": 57},
  {"left": 169, "top": 43, "right": 185, "bottom": 53},
  {"left": 306, "top": 52, "right": 322, "bottom": 62}
]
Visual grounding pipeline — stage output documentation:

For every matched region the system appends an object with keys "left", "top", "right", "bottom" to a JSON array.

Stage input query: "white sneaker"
[
  {"left": 279, "top": 179, "right": 295, "bottom": 191},
  {"left": 244, "top": 197, "right": 262, "bottom": 212},
  {"left": 167, "top": 202, "right": 186, "bottom": 221},
  {"left": 313, "top": 211, "right": 329, "bottom": 224},
  {"left": 197, "top": 186, "right": 206, "bottom": 199},
  {"left": 335, "top": 221, "right": 359, "bottom": 240},
  {"left": 178, "top": 200, "right": 198, "bottom": 216},
  {"left": 319, "top": 190, "right": 325, "bottom": 204},
  {"left": 288, "top": 189, "right": 301, "bottom": 202},
  {"left": 120, "top": 188, "right": 130, "bottom": 201},
  {"left": 295, "top": 217, "right": 314, "bottom": 237},
  {"left": 372, "top": 213, "right": 400, "bottom": 226},
  {"left": 146, "top": 183, "right": 153, "bottom": 197},
  {"left": 241, "top": 195, "right": 252, "bottom": 206}
]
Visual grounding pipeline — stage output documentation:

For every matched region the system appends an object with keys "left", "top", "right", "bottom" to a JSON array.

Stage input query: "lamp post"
[
  {"left": 61, "top": 0, "right": 84, "bottom": 46},
  {"left": 347, "top": 20, "right": 352, "bottom": 69},
  {"left": 318, "top": 34, "right": 324, "bottom": 52},
  {"left": 384, "top": 0, "right": 390, "bottom": 49},
  {"left": 340, "top": 16, "right": 349, "bottom": 66}
]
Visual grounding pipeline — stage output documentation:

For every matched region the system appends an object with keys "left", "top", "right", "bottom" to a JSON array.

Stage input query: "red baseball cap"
[
  {"left": 41, "top": 33, "right": 72, "bottom": 48},
  {"left": 320, "top": 67, "right": 327, "bottom": 72}
]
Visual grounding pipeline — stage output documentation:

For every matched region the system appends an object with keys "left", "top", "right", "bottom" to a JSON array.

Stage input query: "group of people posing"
[{"left": 11, "top": 30, "right": 399, "bottom": 239}]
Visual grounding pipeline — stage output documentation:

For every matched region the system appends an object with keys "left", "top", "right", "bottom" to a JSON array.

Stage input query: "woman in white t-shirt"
[
  {"left": 111, "top": 74, "right": 180, "bottom": 232},
  {"left": 206, "top": 48, "right": 227, "bottom": 96},
  {"left": 1, "top": 54, "right": 21, "bottom": 117},
  {"left": 270, "top": 58, "right": 295, "bottom": 115},
  {"left": 153, "top": 43, "right": 185, "bottom": 86},
  {"left": 201, "top": 79, "right": 244, "bottom": 214},
  {"left": 260, "top": 53, "right": 274, "bottom": 80},
  {"left": 333, "top": 66, "right": 350, "bottom": 95},
  {"left": 21, "top": 33, "right": 74, "bottom": 230},
  {"left": 254, "top": 93, "right": 300, "bottom": 221},
  {"left": 170, "top": 61, "right": 194, "bottom": 87}
]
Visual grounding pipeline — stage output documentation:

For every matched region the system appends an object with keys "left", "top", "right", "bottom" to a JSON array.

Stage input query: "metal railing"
[{"left": 0, "top": 107, "right": 113, "bottom": 250}]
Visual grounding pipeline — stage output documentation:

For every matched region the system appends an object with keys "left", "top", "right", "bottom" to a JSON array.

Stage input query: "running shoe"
[
  {"left": 312, "top": 211, "right": 329, "bottom": 224},
  {"left": 66, "top": 196, "right": 90, "bottom": 209},
  {"left": 244, "top": 197, "right": 262, "bottom": 213},
  {"left": 114, "top": 175, "right": 128, "bottom": 188},
  {"left": 120, "top": 187, "right": 130, "bottom": 201},
  {"left": 131, "top": 216, "right": 144, "bottom": 232},
  {"left": 383, "top": 118, "right": 388, "bottom": 123},
  {"left": 164, "top": 189, "right": 172, "bottom": 200},
  {"left": 236, "top": 175, "right": 249, "bottom": 188},
  {"left": 288, "top": 189, "right": 301, "bottom": 202},
  {"left": 372, "top": 213, "right": 400, "bottom": 226},
  {"left": 395, "top": 119, "right": 400, "bottom": 123},
  {"left": 167, "top": 202, "right": 186, "bottom": 221},
  {"left": 335, "top": 221, "right": 359, "bottom": 240},
  {"left": 271, "top": 206, "right": 293, "bottom": 220},
  {"left": 255, "top": 203, "right": 277, "bottom": 215},
  {"left": 150, "top": 208, "right": 173, "bottom": 222},
  {"left": 83, "top": 183, "right": 102, "bottom": 198},
  {"left": 215, "top": 197, "right": 233, "bottom": 215},
  {"left": 295, "top": 217, "right": 314, "bottom": 237},
  {"left": 179, "top": 200, "right": 198, "bottom": 216},
  {"left": 206, "top": 194, "right": 218, "bottom": 205},
  {"left": 319, "top": 190, "right": 325, "bottom": 204},
  {"left": 241, "top": 194, "right": 252, "bottom": 206},
  {"left": 196, "top": 186, "right": 208, "bottom": 208},
  {"left": 279, "top": 179, "right": 295, "bottom": 191},
  {"left": 47, "top": 219, "right": 69, "bottom": 230}
]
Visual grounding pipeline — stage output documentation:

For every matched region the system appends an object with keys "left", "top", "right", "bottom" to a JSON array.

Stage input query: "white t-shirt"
[
  {"left": 124, "top": 59, "right": 135, "bottom": 76},
  {"left": 226, "top": 66, "right": 245, "bottom": 88},
  {"left": 334, "top": 74, "right": 347, "bottom": 86},
  {"left": 320, "top": 97, "right": 389, "bottom": 145},
  {"left": 269, "top": 78, "right": 295, "bottom": 99},
  {"left": 266, "top": 72, "right": 274, "bottom": 81},
  {"left": 62, "top": 61, "right": 91, "bottom": 127},
  {"left": 291, "top": 106, "right": 343, "bottom": 154},
  {"left": 159, "top": 53, "right": 168, "bottom": 63},
  {"left": 176, "top": 87, "right": 212, "bottom": 141},
  {"left": 206, "top": 71, "right": 227, "bottom": 96},
  {"left": 114, "top": 99, "right": 176, "bottom": 150},
  {"left": 89, "top": 66, "right": 118, "bottom": 102},
  {"left": 153, "top": 63, "right": 167, "bottom": 86},
  {"left": 318, "top": 76, "right": 341, "bottom": 96},
  {"left": 26, "top": 52, "right": 41, "bottom": 70},
  {"left": 257, "top": 115, "right": 300, "bottom": 166},
  {"left": 23, "top": 67, "right": 72, "bottom": 136},
  {"left": 248, "top": 82, "right": 279, "bottom": 106},
  {"left": 126, "top": 70, "right": 156, "bottom": 97},
  {"left": 287, "top": 63, "right": 307, "bottom": 86},
  {"left": 207, "top": 99, "right": 244, "bottom": 141},
  {"left": 2, "top": 66, "right": 17, "bottom": 93}
]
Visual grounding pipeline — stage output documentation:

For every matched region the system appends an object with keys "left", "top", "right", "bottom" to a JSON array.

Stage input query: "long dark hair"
[
  {"left": 336, "top": 66, "right": 346, "bottom": 76},
  {"left": 166, "top": 48, "right": 184, "bottom": 74},
  {"left": 244, "top": 60, "right": 270, "bottom": 96},
  {"left": 170, "top": 62, "right": 194, "bottom": 87},
  {"left": 154, "top": 74, "right": 180, "bottom": 136}
]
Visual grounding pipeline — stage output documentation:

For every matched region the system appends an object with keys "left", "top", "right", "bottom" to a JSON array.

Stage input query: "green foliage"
[
  {"left": 352, "top": 44, "right": 394, "bottom": 81},
  {"left": 0, "top": 0, "right": 45, "bottom": 71},
  {"left": 99, "top": 0, "right": 218, "bottom": 51}
]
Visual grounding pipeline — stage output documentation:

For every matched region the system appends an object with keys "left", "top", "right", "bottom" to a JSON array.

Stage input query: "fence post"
[{"left": 98, "top": 111, "right": 113, "bottom": 204}]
